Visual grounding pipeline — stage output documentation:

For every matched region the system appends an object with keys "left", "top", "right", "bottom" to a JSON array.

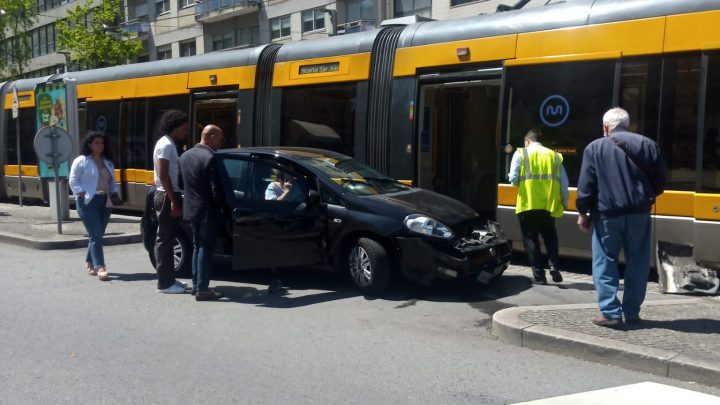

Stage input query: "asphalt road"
[{"left": 1, "top": 242, "right": 718, "bottom": 404}]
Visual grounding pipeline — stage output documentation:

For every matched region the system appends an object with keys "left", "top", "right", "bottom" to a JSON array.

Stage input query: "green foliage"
[
  {"left": 57, "top": 0, "right": 143, "bottom": 69},
  {"left": 0, "top": 0, "right": 38, "bottom": 79}
]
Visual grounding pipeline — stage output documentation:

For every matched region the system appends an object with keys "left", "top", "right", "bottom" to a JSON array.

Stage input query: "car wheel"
[
  {"left": 347, "top": 237, "right": 391, "bottom": 294},
  {"left": 146, "top": 233, "right": 192, "bottom": 278}
]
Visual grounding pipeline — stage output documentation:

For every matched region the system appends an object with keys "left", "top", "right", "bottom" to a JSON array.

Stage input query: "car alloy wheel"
[
  {"left": 349, "top": 245, "right": 372, "bottom": 288},
  {"left": 173, "top": 237, "right": 184, "bottom": 270}
]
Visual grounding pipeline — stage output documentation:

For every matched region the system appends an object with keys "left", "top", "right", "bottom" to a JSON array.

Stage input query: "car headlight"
[{"left": 403, "top": 214, "right": 454, "bottom": 239}]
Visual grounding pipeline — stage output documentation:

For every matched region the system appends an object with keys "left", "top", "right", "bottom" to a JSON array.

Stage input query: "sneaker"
[
  {"left": 174, "top": 280, "right": 188, "bottom": 288},
  {"left": 533, "top": 277, "right": 548, "bottom": 285},
  {"left": 195, "top": 290, "right": 224, "bottom": 301},
  {"left": 592, "top": 315, "right": 623, "bottom": 328},
  {"left": 157, "top": 283, "right": 187, "bottom": 294},
  {"left": 86, "top": 263, "right": 97, "bottom": 276},
  {"left": 549, "top": 270, "right": 563, "bottom": 283},
  {"left": 97, "top": 266, "right": 109, "bottom": 281}
]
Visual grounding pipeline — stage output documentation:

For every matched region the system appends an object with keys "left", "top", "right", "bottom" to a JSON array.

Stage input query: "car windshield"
[{"left": 285, "top": 151, "right": 412, "bottom": 195}]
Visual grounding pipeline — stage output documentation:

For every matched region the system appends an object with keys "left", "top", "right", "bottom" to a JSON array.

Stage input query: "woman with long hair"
[{"left": 69, "top": 131, "right": 120, "bottom": 281}]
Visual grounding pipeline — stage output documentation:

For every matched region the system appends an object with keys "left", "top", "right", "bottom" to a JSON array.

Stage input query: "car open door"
[{"left": 218, "top": 156, "right": 326, "bottom": 270}]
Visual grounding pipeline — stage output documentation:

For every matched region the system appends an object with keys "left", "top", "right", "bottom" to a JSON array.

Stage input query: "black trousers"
[
  {"left": 517, "top": 209, "right": 560, "bottom": 280},
  {"left": 154, "top": 190, "right": 179, "bottom": 290}
]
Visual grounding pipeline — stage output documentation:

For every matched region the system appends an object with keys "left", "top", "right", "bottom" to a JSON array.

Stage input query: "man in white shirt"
[{"left": 153, "top": 109, "right": 189, "bottom": 294}]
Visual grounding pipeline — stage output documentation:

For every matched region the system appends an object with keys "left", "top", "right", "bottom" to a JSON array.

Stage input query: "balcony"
[
  {"left": 121, "top": 18, "right": 151, "bottom": 38},
  {"left": 195, "top": 0, "right": 261, "bottom": 23}
]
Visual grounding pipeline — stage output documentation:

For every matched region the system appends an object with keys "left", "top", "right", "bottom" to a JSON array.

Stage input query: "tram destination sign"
[{"left": 299, "top": 62, "right": 340, "bottom": 75}]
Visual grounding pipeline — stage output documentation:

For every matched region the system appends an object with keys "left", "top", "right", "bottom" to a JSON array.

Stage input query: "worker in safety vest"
[{"left": 508, "top": 129, "right": 569, "bottom": 285}]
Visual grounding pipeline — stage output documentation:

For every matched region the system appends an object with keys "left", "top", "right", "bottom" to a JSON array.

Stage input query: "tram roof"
[
  {"left": 274, "top": 30, "right": 380, "bottom": 63},
  {"left": 5, "top": 45, "right": 266, "bottom": 93},
  {"left": 397, "top": 0, "right": 720, "bottom": 48}
]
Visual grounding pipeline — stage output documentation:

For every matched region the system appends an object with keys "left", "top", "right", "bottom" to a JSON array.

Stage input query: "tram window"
[
  {"left": 86, "top": 100, "right": 120, "bottom": 164},
  {"left": 702, "top": 53, "right": 720, "bottom": 192},
  {"left": 502, "top": 61, "right": 615, "bottom": 185},
  {"left": 123, "top": 100, "right": 149, "bottom": 170},
  {"left": 658, "top": 55, "right": 700, "bottom": 191},
  {"left": 281, "top": 83, "right": 356, "bottom": 156},
  {"left": 147, "top": 95, "right": 191, "bottom": 158},
  {"left": 5, "top": 109, "right": 38, "bottom": 166},
  {"left": 619, "top": 58, "right": 661, "bottom": 138}
]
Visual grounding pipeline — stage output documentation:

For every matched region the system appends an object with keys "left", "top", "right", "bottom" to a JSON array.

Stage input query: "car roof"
[{"left": 215, "top": 146, "right": 352, "bottom": 162}]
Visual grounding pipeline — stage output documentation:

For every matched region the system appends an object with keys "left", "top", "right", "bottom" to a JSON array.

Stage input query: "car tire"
[
  {"left": 146, "top": 233, "right": 192, "bottom": 278},
  {"left": 347, "top": 237, "right": 392, "bottom": 294}
]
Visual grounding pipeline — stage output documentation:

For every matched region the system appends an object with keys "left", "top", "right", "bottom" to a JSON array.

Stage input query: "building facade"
[{"left": 10, "top": 0, "right": 554, "bottom": 78}]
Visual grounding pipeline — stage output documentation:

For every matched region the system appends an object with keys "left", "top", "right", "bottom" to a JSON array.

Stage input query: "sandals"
[
  {"left": 97, "top": 266, "right": 109, "bottom": 281},
  {"left": 86, "top": 263, "right": 98, "bottom": 276}
]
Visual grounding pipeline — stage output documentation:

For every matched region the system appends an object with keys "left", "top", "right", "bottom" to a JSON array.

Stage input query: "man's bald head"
[{"left": 200, "top": 124, "right": 224, "bottom": 150}]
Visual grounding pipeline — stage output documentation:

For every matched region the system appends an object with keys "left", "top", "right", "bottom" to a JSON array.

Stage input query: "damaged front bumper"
[{"left": 397, "top": 233, "right": 512, "bottom": 286}]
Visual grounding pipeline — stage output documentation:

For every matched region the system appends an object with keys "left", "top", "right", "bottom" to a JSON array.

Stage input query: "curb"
[
  {"left": 492, "top": 300, "right": 720, "bottom": 389},
  {"left": 0, "top": 231, "right": 142, "bottom": 250}
]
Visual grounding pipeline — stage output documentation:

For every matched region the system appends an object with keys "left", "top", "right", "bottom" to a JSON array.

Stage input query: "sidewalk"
[
  {"left": 0, "top": 202, "right": 141, "bottom": 250},
  {"left": 493, "top": 295, "right": 720, "bottom": 389}
]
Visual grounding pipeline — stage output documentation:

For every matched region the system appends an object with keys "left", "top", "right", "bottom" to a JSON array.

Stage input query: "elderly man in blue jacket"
[{"left": 576, "top": 107, "right": 666, "bottom": 328}]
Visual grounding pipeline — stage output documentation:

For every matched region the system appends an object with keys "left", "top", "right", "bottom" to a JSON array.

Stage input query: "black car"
[{"left": 141, "top": 147, "right": 511, "bottom": 294}]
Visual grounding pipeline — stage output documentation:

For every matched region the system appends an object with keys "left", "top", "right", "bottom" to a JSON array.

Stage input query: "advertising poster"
[{"left": 35, "top": 82, "right": 69, "bottom": 178}]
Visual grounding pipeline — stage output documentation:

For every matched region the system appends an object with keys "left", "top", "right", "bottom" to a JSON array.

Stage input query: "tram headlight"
[{"left": 403, "top": 214, "right": 454, "bottom": 239}]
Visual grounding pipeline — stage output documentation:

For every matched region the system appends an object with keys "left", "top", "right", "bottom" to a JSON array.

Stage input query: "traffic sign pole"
[
  {"left": 12, "top": 86, "right": 22, "bottom": 206},
  {"left": 50, "top": 126, "right": 62, "bottom": 234}
]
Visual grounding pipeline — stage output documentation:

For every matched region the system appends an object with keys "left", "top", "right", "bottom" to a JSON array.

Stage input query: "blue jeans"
[
  {"left": 76, "top": 194, "right": 112, "bottom": 269},
  {"left": 591, "top": 212, "right": 651, "bottom": 320},
  {"left": 191, "top": 219, "right": 219, "bottom": 291}
]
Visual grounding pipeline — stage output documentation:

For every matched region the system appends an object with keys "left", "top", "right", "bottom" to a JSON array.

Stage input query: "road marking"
[{"left": 510, "top": 382, "right": 720, "bottom": 404}]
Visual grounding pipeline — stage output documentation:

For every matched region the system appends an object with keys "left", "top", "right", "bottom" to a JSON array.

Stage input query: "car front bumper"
[{"left": 396, "top": 236, "right": 512, "bottom": 286}]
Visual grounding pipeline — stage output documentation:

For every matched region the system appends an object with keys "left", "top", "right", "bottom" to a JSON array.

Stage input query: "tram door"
[
  {"left": 417, "top": 79, "right": 501, "bottom": 220},
  {"left": 192, "top": 93, "right": 238, "bottom": 149}
]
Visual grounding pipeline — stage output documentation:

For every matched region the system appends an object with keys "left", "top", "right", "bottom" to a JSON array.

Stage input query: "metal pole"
[
  {"left": 50, "top": 126, "right": 62, "bottom": 234},
  {"left": 16, "top": 116, "right": 22, "bottom": 206}
]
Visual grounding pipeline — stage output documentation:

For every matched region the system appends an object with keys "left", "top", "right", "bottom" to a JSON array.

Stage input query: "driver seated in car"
[{"left": 265, "top": 170, "right": 304, "bottom": 202}]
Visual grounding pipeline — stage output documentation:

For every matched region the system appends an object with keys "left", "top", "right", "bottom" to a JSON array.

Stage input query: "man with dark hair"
[
  {"left": 153, "top": 109, "right": 190, "bottom": 294},
  {"left": 179, "top": 124, "right": 226, "bottom": 301},
  {"left": 577, "top": 107, "right": 666, "bottom": 328},
  {"left": 508, "top": 129, "right": 569, "bottom": 285}
]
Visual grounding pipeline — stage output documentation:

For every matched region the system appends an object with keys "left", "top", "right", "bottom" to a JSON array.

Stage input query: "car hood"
[{"left": 365, "top": 188, "right": 479, "bottom": 226}]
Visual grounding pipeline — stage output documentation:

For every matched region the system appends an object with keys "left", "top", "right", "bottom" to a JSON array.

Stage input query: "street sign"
[
  {"left": 11, "top": 86, "right": 19, "bottom": 119},
  {"left": 33, "top": 126, "right": 73, "bottom": 165}
]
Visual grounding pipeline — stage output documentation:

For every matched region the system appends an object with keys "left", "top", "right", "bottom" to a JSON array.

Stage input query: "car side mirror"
[{"left": 307, "top": 189, "right": 320, "bottom": 206}]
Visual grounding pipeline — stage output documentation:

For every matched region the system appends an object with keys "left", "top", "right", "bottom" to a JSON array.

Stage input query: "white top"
[
  {"left": 153, "top": 135, "right": 180, "bottom": 192},
  {"left": 69, "top": 155, "right": 119, "bottom": 202}
]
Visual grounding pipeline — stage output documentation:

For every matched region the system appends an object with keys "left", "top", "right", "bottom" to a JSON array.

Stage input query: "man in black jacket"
[
  {"left": 179, "top": 124, "right": 226, "bottom": 301},
  {"left": 576, "top": 107, "right": 666, "bottom": 328}
]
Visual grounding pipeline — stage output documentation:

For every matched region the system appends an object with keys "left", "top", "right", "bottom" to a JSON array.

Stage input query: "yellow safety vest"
[{"left": 516, "top": 145, "right": 564, "bottom": 218}]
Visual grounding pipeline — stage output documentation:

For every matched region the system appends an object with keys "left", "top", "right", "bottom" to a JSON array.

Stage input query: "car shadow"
[
  {"left": 210, "top": 266, "right": 538, "bottom": 308},
  {"left": 111, "top": 272, "right": 157, "bottom": 282}
]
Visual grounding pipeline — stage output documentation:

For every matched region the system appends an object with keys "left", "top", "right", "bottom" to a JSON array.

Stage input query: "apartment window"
[
  {"left": 180, "top": 40, "right": 196, "bottom": 57},
  {"left": 237, "top": 26, "right": 259, "bottom": 46},
  {"left": 156, "top": 0, "right": 170, "bottom": 15},
  {"left": 28, "top": 23, "right": 56, "bottom": 58},
  {"left": 212, "top": 32, "right": 234, "bottom": 51},
  {"left": 394, "top": 0, "right": 431, "bottom": 18},
  {"left": 157, "top": 47, "right": 172, "bottom": 60},
  {"left": 347, "top": 0, "right": 375, "bottom": 22},
  {"left": 178, "top": 0, "right": 193, "bottom": 8},
  {"left": 302, "top": 8, "right": 325, "bottom": 33},
  {"left": 270, "top": 15, "right": 291, "bottom": 40},
  {"left": 451, "top": 0, "right": 480, "bottom": 5}
]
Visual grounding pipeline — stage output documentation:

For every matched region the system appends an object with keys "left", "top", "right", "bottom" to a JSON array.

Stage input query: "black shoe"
[
  {"left": 195, "top": 290, "right": 224, "bottom": 301},
  {"left": 625, "top": 317, "right": 641, "bottom": 325},
  {"left": 533, "top": 277, "right": 548, "bottom": 285},
  {"left": 268, "top": 278, "right": 283, "bottom": 294},
  {"left": 549, "top": 270, "right": 563, "bottom": 283},
  {"left": 592, "top": 315, "right": 623, "bottom": 328}
]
